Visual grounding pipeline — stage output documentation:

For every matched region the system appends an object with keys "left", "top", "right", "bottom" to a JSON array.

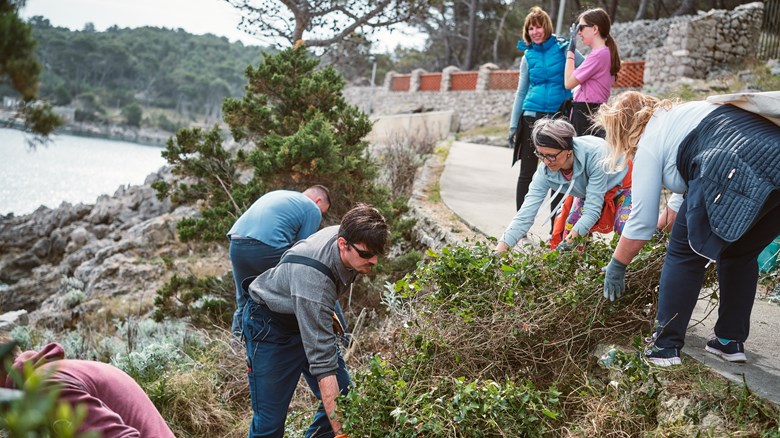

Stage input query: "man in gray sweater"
[{"left": 242, "top": 203, "right": 390, "bottom": 438}]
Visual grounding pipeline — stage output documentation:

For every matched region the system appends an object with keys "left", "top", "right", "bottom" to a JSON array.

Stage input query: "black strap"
[{"left": 278, "top": 254, "right": 337, "bottom": 285}]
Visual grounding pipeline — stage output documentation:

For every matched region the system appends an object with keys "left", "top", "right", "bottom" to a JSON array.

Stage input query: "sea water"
[{"left": 0, "top": 128, "right": 168, "bottom": 216}]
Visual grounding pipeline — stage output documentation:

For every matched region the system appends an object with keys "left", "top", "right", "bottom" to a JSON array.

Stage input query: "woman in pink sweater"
[{"left": 564, "top": 8, "right": 621, "bottom": 137}]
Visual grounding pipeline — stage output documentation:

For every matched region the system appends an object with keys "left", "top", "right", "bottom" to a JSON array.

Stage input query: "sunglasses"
[
  {"left": 578, "top": 24, "right": 594, "bottom": 30},
  {"left": 348, "top": 241, "right": 376, "bottom": 259},
  {"left": 533, "top": 148, "right": 564, "bottom": 162}
]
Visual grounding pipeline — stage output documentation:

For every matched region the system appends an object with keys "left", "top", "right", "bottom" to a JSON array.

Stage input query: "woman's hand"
[
  {"left": 568, "top": 23, "right": 579, "bottom": 53},
  {"left": 495, "top": 241, "right": 510, "bottom": 253},
  {"left": 603, "top": 257, "right": 627, "bottom": 301}
]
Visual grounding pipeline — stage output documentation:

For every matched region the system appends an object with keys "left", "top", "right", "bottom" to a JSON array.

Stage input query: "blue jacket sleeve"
[
  {"left": 499, "top": 164, "right": 550, "bottom": 247},
  {"left": 510, "top": 57, "right": 529, "bottom": 131}
]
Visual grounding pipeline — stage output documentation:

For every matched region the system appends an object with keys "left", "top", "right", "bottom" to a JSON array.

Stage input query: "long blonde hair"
[{"left": 594, "top": 91, "right": 675, "bottom": 171}]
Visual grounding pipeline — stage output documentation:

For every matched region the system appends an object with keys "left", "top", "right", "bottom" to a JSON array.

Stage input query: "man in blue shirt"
[{"left": 228, "top": 185, "right": 330, "bottom": 337}]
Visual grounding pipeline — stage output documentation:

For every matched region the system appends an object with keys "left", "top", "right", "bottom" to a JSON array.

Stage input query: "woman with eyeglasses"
[
  {"left": 564, "top": 8, "right": 621, "bottom": 137},
  {"left": 508, "top": 6, "right": 584, "bottom": 215},
  {"left": 596, "top": 90, "right": 780, "bottom": 367},
  {"left": 496, "top": 117, "right": 631, "bottom": 252}
]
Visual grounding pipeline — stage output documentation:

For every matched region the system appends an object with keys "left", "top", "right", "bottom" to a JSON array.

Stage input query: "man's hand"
[
  {"left": 507, "top": 128, "right": 517, "bottom": 149},
  {"left": 603, "top": 257, "right": 627, "bottom": 301},
  {"left": 568, "top": 23, "right": 579, "bottom": 53}
]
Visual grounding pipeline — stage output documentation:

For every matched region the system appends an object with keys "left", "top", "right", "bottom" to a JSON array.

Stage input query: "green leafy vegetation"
[
  {"left": 329, "top": 238, "right": 779, "bottom": 435},
  {"left": 153, "top": 273, "right": 234, "bottom": 327},
  {"left": 0, "top": 367, "right": 96, "bottom": 438}
]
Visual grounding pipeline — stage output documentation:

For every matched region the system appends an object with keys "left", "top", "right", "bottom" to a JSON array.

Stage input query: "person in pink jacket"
[{"left": 1, "top": 336, "right": 175, "bottom": 438}]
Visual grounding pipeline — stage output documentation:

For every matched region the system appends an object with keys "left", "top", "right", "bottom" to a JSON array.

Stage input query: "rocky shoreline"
[
  {"left": 1, "top": 110, "right": 176, "bottom": 147},
  {"left": 0, "top": 166, "right": 231, "bottom": 330}
]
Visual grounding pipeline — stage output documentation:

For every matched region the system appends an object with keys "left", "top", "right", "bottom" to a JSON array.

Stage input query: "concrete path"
[
  {"left": 439, "top": 141, "right": 551, "bottom": 243},
  {"left": 440, "top": 141, "right": 780, "bottom": 405}
]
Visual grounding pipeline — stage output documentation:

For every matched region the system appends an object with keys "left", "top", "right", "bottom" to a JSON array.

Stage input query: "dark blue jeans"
[
  {"left": 654, "top": 194, "right": 780, "bottom": 349},
  {"left": 243, "top": 301, "right": 352, "bottom": 438},
  {"left": 229, "top": 237, "right": 290, "bottom": 336}
]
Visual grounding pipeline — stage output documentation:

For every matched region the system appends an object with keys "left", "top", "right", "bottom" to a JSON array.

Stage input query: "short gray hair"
[{"left": 531, "top": 118, "right": 576, "bottom": 150}]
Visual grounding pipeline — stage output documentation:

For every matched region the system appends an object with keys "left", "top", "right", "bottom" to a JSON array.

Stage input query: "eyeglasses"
[
  {"left": 533, "top": 148, "right": 564, "bottom": 162},
  {"left": 348, "top": 241, "right": 376, "bottom": 259}
]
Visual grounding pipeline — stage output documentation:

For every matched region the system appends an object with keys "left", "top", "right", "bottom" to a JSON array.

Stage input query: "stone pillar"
[
  {"left": 383, "top": 70, "right": 397, "bottom": 91},
  {"left": 476, "top": 63, "right": 499, "bottom": 91},
  {"left": 441, "top": 66, "right": 460, "bottom": 92},
  {"left": 410, "top": 68, "right": 426, "bottom": 93}
]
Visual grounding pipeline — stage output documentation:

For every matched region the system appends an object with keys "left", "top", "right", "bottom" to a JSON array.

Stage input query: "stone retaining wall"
[
  {"left": 342, "top": 87, "right": 515, "bottom": 132},
  {"left": 643, "top": 2, "right": 763, "bottom": 89}
]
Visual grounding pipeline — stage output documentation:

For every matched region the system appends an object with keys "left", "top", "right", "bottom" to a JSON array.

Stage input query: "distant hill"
[{"left": 19, "top": 17, "right": 270, "bottom": 129}]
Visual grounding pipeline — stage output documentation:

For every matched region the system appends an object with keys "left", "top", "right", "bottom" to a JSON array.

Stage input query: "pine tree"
[{"left": 154, "top": 46, "right": 393, "bottom": 242}]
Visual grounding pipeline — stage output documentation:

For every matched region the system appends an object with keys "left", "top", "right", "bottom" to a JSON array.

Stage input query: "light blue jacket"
[{"left": 499, "top": 136, "right": 628, "bottom": 247}]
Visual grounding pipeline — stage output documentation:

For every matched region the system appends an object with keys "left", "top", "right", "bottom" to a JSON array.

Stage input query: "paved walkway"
[{"left": 440, "top": 141, "right": 780, "bottom": 405}]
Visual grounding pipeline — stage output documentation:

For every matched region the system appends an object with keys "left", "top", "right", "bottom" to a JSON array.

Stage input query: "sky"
[{"left": 20, "top": 0, "right": 425, "bottom": 53}]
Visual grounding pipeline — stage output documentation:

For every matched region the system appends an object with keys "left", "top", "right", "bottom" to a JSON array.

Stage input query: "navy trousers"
[
  {"left": 228, "top": 236, "right": 290, "bottom": 336},
  {"left": 243, "top": 301, "right": 352, "bottom": 438},
  {"left": 654, "top": 193, "right": 780, "bottom": 349}
]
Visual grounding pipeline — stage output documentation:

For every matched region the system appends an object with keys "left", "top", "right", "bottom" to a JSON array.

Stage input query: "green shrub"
[
  {"left": 340, "top": 354, "right": 561, "bottom": 437},
  {"left": 153, "top": 273, "right": 234, "bottom": 328},
  {"left": 156, "top": 45, "right": 398, "bottom": 242},
  {"left": 342, "top": 236, "right": 722, "bottom": 435}
]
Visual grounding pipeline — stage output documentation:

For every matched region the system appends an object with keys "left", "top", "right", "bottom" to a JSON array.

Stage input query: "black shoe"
[
  {"left": 643, "top": 344, "right": 682, "bottom": 367},
  {"left": 705, "top": 338, "right": 746, "bottom": 363}
]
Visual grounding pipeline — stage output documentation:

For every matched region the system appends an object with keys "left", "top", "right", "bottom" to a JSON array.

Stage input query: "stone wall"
[
  {"left": 642, "top": 2, "right": 763, "bottom": 89},
  {"left": 342, "top": 87, "right": 515, "bottom": 132},
  {"left": 611, "top": 16, "right": 691, "bottom": 61}
]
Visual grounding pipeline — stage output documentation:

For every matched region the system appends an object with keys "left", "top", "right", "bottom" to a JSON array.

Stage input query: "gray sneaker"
[
  {"left": 705, "top": 338, "right": 746, "bottom": 363},
  {"left": 643, "top": 344, "right": 682, "bottom": 367}
]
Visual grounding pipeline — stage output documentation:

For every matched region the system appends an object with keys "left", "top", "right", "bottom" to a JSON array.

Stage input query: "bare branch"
[{"left": 225, "top": 0, "right": 430, "bottom": 47}]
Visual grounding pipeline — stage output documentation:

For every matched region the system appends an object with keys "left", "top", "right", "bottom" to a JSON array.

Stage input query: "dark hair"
[
  {"left": 579, "top": 8, "right": 621, "bottom": 76},
  {"left": 338, "top": 203, "right": 390, "bottom": 256},
  {"left": 522, "top": 6, "right": 553, "bottom": 45}
]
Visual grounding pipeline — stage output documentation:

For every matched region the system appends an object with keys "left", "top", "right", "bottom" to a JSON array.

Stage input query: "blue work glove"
[
  {"left": 556, "top": 240, "right": 575, "bottom": 252},
  {"left": 507, "top": 128, "right": 516, "bottom": 149},
  {"left": 603, "top": 257, "right": 627, "bottom": 301},
  {"left": 568, "top": 23, "right": 579, "bottom": 53}
]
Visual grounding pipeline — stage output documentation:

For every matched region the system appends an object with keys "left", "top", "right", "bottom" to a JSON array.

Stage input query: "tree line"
[
  {"left": 233, "top": 0, "right": 758, "bottom": 77},
  {"left": 10, "top": 17, "right": 268, "bottom": 129}
]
